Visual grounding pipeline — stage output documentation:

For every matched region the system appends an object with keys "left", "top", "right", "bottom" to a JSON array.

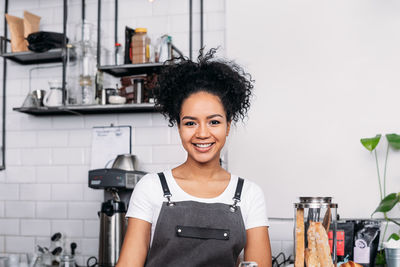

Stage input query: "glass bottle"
[{"left": 131, "top": 28, "right": 150, "bottom": 64}]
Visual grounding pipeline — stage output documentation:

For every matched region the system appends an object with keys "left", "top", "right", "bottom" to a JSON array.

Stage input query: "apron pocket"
[{"left": 176, "top": 225, "right": 230, "bottom": 240}]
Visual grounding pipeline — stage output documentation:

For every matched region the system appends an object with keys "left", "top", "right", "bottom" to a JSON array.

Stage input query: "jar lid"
[
  {"left": 135, "top": 28, "right": 147, "bottom": 33},
  {"left": 294, "top": 197, "right": 338, "bottom": 208},
  {"left": 300, "top": 197, "right": 332, "bottom": 204}
]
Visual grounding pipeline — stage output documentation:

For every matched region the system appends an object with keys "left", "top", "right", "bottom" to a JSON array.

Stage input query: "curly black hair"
[{"left": 153, "top": 48, "right": 254, "bottom": 126}]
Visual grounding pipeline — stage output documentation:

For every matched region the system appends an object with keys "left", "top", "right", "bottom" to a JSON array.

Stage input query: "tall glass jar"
[
  {"left": 131, "top": 28, "right": 150, "bottom": 64},
  {"left": 67, "top": 21, "right": 97, "bottom": 105},
  {"left": 294, "top": 197, "right": 338, "bottom": 267}
]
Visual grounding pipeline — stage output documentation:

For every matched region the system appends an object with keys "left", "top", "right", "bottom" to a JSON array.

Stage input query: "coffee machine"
[{"left": 88, "top": 154, "right": 146, "bottom": 267}]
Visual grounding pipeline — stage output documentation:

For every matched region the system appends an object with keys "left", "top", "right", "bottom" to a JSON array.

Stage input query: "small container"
[
  {"left": 58, "top": 255, "right": 75, "bottom": 267},
  {"left": 294, "top": 197, "right": 338, "bottom": 267},
  {"left": 134, "top": 78, "right": 144, "bottom": 104},
  {"left": 385, "top": 248, "right": 400, "bottom": 267},
  {"left": 131, "top": 28, "right": 150, "bottom": 64},
  {"left": 115, "top": 43, "right": 124, "bottom": 65}
]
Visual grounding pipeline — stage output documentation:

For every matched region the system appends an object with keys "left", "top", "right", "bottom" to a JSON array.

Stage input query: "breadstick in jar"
[
  {"left": 295, "top": 208, "right": 305, "bottom": 267},
  {"left": 306, "top": 221, "right": 320, "bottom": 267},
  {"left": 315, "top": 222, "right": 334, "bottom": 267}
]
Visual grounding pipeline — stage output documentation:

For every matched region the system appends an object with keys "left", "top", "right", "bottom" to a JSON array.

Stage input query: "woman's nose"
[{"left": 196, "top": 123, "right": 210, "bottom": 138}]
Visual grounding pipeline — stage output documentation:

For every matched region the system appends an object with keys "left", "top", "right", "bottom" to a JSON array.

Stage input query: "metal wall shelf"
[
  {"left": 13, "top": 103, "right": 156, "bottom": 116},
  {"left": 0, "top": 48, "right": 76, "bottom": 65},
  {"left": 98, "top": 62, "right": 164, "bottom": 77}
]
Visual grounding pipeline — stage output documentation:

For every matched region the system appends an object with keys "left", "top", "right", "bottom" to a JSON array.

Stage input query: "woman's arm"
[
  {"left": 116, "top": 218, "right": 151, "bottom": 267},
  {"left": 244, "top": 226, "right": 272, "bottom": 267}
]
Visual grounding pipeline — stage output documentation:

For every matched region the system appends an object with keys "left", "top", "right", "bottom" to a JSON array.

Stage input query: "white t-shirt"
[{"left": 126, "top": 170, "right": 269, "bottom": 244}]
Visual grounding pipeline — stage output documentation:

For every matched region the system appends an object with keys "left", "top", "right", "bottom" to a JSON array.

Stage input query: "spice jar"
[
  {"left": 131, "top": 28, "right": 150, "bottom": 64},
  {"left": 294, "top": 197, "right": 338, "bottom": 267}
]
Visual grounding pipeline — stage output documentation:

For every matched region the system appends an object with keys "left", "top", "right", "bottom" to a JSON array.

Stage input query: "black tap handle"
[{"left": 71, "top": 242, "right": 77, "bottom": 256}]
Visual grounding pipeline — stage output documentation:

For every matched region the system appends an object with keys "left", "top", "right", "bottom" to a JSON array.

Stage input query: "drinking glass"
[{"left": 239, "top": 262, "right": 258, "bottom": 267}]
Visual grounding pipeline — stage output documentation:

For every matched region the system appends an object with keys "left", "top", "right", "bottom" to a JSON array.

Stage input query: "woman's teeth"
[{"left": 195, "top": 143, "right": 212, "bottom": 148}]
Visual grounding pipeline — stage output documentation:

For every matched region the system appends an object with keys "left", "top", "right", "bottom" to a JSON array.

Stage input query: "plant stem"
[
  {"left": 386, "top": 217, "right": 400, "bottom": 227},
  {"left": 375, "top": 149, "right": 383, "bottom": 201},
  {"left": 383, "top": 143, "right": 389, "bottom": 197},
  {"left": 382, "top": 215, "right": 389, "bottom": 244}
]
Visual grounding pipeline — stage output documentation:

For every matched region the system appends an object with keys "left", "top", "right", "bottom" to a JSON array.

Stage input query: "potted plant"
[{"left": 360, "top": 133, "right": 400, "bottom": 265}]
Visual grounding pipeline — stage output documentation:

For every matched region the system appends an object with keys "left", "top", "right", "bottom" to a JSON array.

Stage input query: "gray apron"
[{"left": 145, "top": 172, "right": 246, "bottom": 267}]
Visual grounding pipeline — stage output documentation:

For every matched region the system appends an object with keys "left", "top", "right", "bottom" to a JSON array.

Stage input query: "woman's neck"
[{"left": 173, "top": 158, "right": 227, "bottom": 181}]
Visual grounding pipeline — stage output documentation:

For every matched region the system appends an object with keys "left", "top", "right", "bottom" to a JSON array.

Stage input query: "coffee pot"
[
  {"left": 43, "top": 81, "right": 63, "bottom": 107},
  {"left": 98, "top": 192, "right": 127, "bottom": 267}
]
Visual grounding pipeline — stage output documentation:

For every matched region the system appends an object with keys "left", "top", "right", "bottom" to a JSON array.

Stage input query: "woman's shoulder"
[
  {"left": 135, "top": 171, "right": 167, "bottom": 189},
  {"left": 233, "top": 175, "right": 264, "bottom": 200}
]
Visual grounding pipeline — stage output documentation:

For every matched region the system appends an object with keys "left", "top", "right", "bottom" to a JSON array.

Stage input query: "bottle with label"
[{"left": 131, "top": 28, "right": 150, "bottom": 64}]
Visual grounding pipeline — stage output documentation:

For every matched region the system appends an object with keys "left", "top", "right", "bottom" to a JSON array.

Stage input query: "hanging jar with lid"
[
  {"left": 294, "top": 197, "right": 338, "bottom": 267},
  {"left": 131, "top": 28, "right": 150, "bottom": 64}
]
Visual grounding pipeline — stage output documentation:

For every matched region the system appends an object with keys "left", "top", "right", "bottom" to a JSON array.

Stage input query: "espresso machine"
[{"left": 88, "top": 154, "right": 146, "bottom": 267}]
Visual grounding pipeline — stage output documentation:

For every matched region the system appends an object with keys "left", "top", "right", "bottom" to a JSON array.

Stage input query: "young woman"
[{"left": 117, "top": 49, "right": 272, "bottom": 267}]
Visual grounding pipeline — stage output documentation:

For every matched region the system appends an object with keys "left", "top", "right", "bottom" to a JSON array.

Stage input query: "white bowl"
[{"left": 108, "top": 95, "right": 126, "bottom": 104}]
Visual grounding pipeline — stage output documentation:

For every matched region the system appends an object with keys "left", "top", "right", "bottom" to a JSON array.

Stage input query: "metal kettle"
[{"left": 98, "top": 198, "right": 127, "bottom": 267}]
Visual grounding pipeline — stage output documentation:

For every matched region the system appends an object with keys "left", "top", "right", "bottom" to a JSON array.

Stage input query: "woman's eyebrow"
[
  {"left": 181, "top": 114, "right": 223, "bottom": 120},
  {"left": 207, "top": 114, "right": 223, "bottom": 119},
  {"left": 181, "top": 116, "right": 197, "bottom": 120}
]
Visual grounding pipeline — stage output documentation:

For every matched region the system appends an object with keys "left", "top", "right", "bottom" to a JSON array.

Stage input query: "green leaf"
[
  {"left": 388, "top": 233, "right": 400, "bottom": 241},
  {"left": 386, "top": 134, "right": 400, "bottom": 150},
  {"left": 361, "top": 134, "right": 381, "bottom": 151},
  {"left": 373, "top": 193, "right": 400, "bottom": 214}
]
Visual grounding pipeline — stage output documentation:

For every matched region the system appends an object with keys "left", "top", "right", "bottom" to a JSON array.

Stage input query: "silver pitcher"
[{"left": 98, "top": 198, "right": 127, "bottom": 267}]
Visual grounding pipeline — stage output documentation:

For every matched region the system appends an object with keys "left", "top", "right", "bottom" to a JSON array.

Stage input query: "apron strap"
[
  {"left": 230, "top": 177, "right": 244, "bottom": 212},
  {"left": 157, "top": 172, "right": 175, "bottom": 206}
]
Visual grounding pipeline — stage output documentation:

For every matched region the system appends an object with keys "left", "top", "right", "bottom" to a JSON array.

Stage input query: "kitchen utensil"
[
  {"left": 32, "top": 89, "right": 46, "bottom": 107},
  {"left": 43, "top": 80, "right": 63, "bottom": 107},
  {"left": 70, "top": 243, "right": 77, "bottom": 256},
  {"left": 51, "top": 232, "right": 62, "bottom": 242},
  {"left": 111, "top": 154, "right": 136, "bottom": 171},
  {"left": 21, "top": 92, "right": 39, "bottom": 108},
  {"left": 98, "top": 199, "right": 127, "bottom": 267}
]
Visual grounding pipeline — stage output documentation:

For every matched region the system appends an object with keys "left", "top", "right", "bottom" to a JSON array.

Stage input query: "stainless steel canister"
[
  {"left": 134, "top": 79, "right": 144, "bottom": 104},
  {"left": 294, "top": 197, "right": 338, "bottom": 267},
  {"left": 98, "top": 199, "right": 127, "bottom": 267}
]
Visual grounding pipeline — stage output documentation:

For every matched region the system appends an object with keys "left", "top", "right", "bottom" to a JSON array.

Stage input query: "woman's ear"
[{"left": 226, "top": 121, "right": 231, "bottom": 136}]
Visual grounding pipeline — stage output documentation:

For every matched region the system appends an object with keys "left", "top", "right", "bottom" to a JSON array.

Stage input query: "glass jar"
[
  {"left": 294, "top": 197, "right": 338, "bottom": 267},
  {"left": 131, "top": 28, "right": 150, "bottom": 64},
  {"left": 58, "top": 255, "right": 75, "bottom": 267}
]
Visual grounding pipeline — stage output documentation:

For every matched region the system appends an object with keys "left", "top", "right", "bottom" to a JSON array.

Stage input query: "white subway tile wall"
[{"left": 0, "top": 0, "right": 240, "bottom": 264}]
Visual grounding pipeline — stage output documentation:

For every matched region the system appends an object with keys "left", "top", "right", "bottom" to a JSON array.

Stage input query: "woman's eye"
[
  {"left": 210, "top": 120, "right": 221, "bottom": 125},
  {"left": 184, "top": 121, "right": 195, "bottom": 126}
]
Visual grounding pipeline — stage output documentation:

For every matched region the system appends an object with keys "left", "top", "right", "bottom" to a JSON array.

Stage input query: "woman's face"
[{"left": 178, "top": 91, "right": 230, "bottom": 165}]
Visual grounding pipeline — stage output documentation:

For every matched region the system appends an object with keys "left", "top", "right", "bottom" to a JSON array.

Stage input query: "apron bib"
[{"left": 145, "top": 172, "right": 246, "bottom": 267}]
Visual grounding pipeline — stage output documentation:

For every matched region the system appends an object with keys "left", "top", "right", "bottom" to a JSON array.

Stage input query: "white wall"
[
  {"left": 226, "top": 0, "right": 400, "bottom": 220},
  {"left": 0, "top": 0, "right": 225, "bottom": 263}
]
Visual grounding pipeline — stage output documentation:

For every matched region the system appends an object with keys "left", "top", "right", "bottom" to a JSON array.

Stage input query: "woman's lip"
[{"left": 192, "top": 143, "right": 215, "bottom": 152}]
